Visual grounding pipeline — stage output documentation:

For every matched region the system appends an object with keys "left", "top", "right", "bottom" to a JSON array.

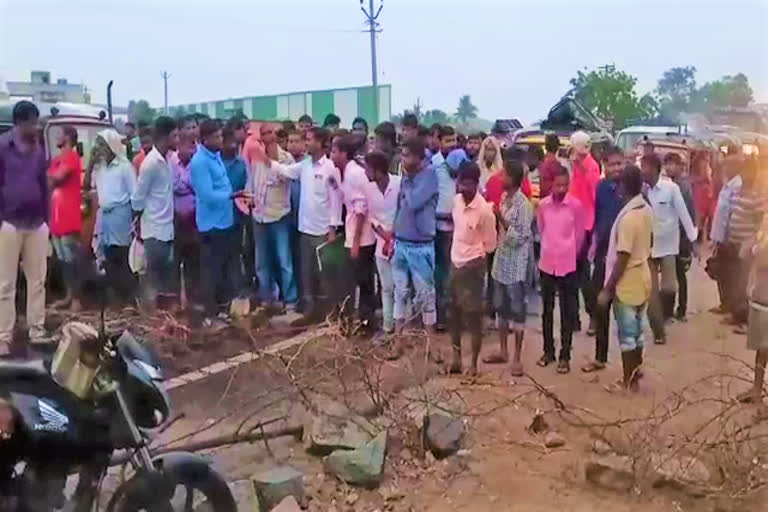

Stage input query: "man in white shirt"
[
  {"left": 132, "top": 116, "right": 179, "bottom": 310},
  {"left": 269, "top": 127, "right": 342, "bottom": 324},
  {"left": 363, "top": 150, "right": 402, "bottom": 335},
  {"left": 330, "top": 134, "right": 377, "bottom": 329},
  {"left": 640, "top": 153, "right": 697, "bottom": 344}
]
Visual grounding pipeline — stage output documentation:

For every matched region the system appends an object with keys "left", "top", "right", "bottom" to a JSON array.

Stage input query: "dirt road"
[{"left": 139, "top": 262, "right": 765, "bottom": 511}]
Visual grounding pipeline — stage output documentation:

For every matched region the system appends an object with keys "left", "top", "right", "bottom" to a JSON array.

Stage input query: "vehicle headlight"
[{"left": 134, "top": 360, "right": 162, "bottom": 380}]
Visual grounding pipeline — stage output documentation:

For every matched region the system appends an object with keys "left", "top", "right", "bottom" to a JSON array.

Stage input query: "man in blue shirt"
[
  {"left": 432, "top": 125, "right": 468, "bottom": 330},
  {"left": 189, "top": 119, "right": 248, "bottom": 328},
  {"left": 583, "top": 145, "right": 625, "bottom": 373},
  {"left": 390, "top": 136, "right": 439, "bottom": 358}
]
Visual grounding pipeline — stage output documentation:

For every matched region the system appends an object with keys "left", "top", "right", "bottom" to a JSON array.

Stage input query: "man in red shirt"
[
  {"left": 538, "top": 134, "right": 562, "bottom": 200},
  {"left": 568, "top": 131, "right": 601, "bottom": 334},
  {"left": 47, "top": 125, "right": 83, "bottom": 311}
]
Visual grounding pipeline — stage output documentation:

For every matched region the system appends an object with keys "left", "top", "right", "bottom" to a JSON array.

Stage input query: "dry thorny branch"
[{"left": 105, "top": 304, "right": 768, "bottom": 502}]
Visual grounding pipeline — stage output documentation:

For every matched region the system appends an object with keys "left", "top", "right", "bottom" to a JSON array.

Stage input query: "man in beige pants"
[{"left": 0, "top": 101, "right": 50, "bottom": 355}]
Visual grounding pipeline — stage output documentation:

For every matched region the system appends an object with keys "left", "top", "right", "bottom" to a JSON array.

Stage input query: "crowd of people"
[{"left": 0, "top": 99, "right": 766, "bottom": 397}]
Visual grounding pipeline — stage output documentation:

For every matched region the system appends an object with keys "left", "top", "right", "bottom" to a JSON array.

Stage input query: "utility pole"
[
  {"left": 360, "top": 0, "right": 383, "bottom": 123},
  {"left": 161, "top": 71, "right": 171, "bottom": 114}
]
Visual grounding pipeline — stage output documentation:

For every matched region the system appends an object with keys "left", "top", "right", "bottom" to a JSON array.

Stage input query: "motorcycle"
[{"left": 0, "top": 310, "right": 236, "bottom": 511}]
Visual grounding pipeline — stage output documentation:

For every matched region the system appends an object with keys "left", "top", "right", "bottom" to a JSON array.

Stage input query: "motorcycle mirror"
[{"left": 80, "top": 273, "right": 110, "bottom": 338}]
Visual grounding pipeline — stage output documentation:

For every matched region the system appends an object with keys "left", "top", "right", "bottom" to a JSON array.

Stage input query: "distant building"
[
  {"left": 6, "top": 71, "right": 88, "bottom": 104},
  {"left": 162, "top": 85, "right": 392, "bottom": 127}
]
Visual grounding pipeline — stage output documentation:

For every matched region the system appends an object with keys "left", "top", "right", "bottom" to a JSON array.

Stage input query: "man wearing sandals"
[
  {"left": 582, "top": 146, "right": 625, "bottom": 374},
  {"left": 598, "top": 165, "right": 653, "bottom": 392},
  {"left": 536, "top": 164, "right": 584, "bottom": 374}
]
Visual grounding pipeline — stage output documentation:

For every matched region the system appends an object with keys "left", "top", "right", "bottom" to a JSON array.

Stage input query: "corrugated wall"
[{"left": 164, "top": 85, "right": 391, "bottom": 127}]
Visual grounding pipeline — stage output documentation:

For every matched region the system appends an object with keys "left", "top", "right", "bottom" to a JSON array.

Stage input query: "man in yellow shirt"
[{"left": 598, "top": 165, "right": 653, "bottom": 392}]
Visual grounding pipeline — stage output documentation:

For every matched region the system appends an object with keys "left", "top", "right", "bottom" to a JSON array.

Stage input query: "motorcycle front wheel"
[{"left": 106, "top": 457, "right": 236, "bottom": 512}]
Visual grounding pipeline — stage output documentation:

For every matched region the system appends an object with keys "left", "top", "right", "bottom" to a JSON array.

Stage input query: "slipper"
[
  {"left": 733, "top": 325, "right": 748, "bottom": 336},
  {"left": 537, "top": 355, "right": 555, "bottom": 367},
  {"left": 737, "top": 391, "right": 760, "bottom": 404},
  {"left": 482, "top": 352, "right": 509, "bottom": 364},
  {"left": 556, "top": 360, "right": 571, "bottom": 374},
  {"left": 581, "top": 361, "right": 606, "bottom": 373},
  {"left": 604, "top": 379, "right": 626, "bottom": 394}
]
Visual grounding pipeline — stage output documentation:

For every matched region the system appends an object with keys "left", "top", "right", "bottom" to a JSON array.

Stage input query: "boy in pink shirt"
[
  {"left": 449, "top": 162, "right": 497, "bottom": 376},
  {"left": 536, "top": 163, "right": 585, "bottom": 374}
]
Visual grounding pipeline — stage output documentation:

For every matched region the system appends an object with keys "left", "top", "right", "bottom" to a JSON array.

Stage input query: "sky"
[{"left": 2, "top": 0, "right": 767, "bottom": 125}]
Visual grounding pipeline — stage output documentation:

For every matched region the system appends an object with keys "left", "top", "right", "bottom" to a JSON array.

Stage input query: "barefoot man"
[
  {"left": 484, "top": 158, "right": 534, "bottom": 376},
  {"left": 448, "top": 162, "right": 496, "bottom": 376}
]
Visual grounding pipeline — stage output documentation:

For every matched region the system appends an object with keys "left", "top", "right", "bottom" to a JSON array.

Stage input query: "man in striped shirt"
[{"left": 726, "top": 159, "right": 768, "bottom": 332}]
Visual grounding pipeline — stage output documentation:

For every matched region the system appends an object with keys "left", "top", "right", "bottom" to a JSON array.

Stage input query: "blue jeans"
[
  {"left": 613, "top": 299, "right": 647, "bottom": 352},
  {"left": 392, "top": 240, "right": 436, "bottom": 327},
  {"left": 143, "top": 238, "right": 175, "bottom": 303},
  {"left": 376, "top": 256, "right": 394, "bottom": 332},
  {"left": 253, "top": 215, "right": 298, "bottom": 305}
]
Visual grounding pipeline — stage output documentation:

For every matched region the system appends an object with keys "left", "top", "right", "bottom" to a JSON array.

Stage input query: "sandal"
[
  {"left": 733, "top": 325, "right": 748, "bottom": 336},
  {"left": 581, "top": 361, "right": 606, "bottom": 373},
  {"left": 737, "top": 390, "right": 760, "bottom": 404},
  {"left": 509, "top": 362, "right": 524, "bottom": 377},
  {"left": 536, "top": 354, "right": 555, "bottom": 367},
  {"left": 482, "top": 352, "right": 509, "bottom": 364},
  {"left": 556, "top": 360, "right": 571, "bottom": 374}
]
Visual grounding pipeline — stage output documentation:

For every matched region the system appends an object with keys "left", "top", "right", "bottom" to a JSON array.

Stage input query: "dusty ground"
[{"left": 97, "top": 261, "right": 767, "bottom": 511}]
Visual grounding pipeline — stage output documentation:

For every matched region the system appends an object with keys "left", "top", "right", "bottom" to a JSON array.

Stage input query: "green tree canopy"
[
  {"left": 569, "top": 65, "right": 657, "bottom": 130},
  {"left": 656, "top": 68, "right": 754, "bottom": 119},
  {"left": 422, "top": 109, "right": 449, "bottom": 127},
  {"left": 455, "top": 95, "right": 478, "bottom": 125},
  {"left": 128, "top": 99, "right": 155, "bottom": 126}
]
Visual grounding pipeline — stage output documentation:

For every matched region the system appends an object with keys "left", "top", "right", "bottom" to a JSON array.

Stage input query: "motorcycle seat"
[{"left": 0, "top": 359, "right": 47, "bottom": 378}]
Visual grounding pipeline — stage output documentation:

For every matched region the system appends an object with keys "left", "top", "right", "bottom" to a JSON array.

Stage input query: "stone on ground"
[
  {"left": 193, "top": 480, "right": 259, "bottom": 511},
  {"left": 271, "top": 496, "right": 302, "bottom": 512},
  {"left": 650, "top": 453, "right": 711, "bottom": 496},
  {"left": 304, "top": 414, "right": 370, "bottom": 455},
  {"left": 585, "top": 456, "right": 636, "bottom": 492},
  {"left": 544, "top": 431, "right": 566, "bottom": 448},
  {"left": 592, "top": 439, "right": 612, "bottom": 455},
  {"left": 528, "top": 412, "right": 549, "bottom": 434},
  {"left": 324, "top": 431, "right": 387, "bottom": 488},
  {"left": 252, "top": 466, "right": 305, "bottom": 511},
  {"left": 424, "top": 413, "right": 464, "bottom": 458}
]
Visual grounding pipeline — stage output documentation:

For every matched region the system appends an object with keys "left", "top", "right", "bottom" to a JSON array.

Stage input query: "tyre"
[{"left": 107, "top": 460, "right": 236, "bottom": 512}]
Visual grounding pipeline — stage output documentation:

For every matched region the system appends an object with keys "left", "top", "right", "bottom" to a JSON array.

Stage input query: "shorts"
[
  {"left": 493, "top": 280, "right": 527, "bottom": 325},
  {"left": 747, "top": 303, "right": 768, "bottom": 351},
  {"left": 449, "top": 258, "right": 485, "bottom": 313},
  {"left": 613, "top": 299, "right": 647, "bottom": 352}
]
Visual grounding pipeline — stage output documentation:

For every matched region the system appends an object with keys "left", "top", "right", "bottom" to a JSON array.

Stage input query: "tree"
[
  {"left": 693, "top": 73, "right": 754, "bottom": 112},
  {"left": 422, "top": 109, "right": 450, "bottom": 127},
  {"left": 128, "top": 99, "right": 155, "bottom": 126},
  {"left": 569, "top": 65, "right": 657, "bottom": 130},
  {"left": 656, "top": 66, "right": 697, "bottom": 121},
  {"left": 455, "top": 95, "right": 478, "bottom": 125}
]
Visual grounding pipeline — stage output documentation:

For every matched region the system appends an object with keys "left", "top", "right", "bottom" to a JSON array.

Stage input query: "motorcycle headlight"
[{"left": 134, "top": 360, "right": 162, "bottom": 381}]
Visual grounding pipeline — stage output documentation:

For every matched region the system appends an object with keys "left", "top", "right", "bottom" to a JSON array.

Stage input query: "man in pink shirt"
[
  {"left": 568, "top": 130, "right": 601, "bottom": 335},
  {"left": 331, "top": 134, "right": 377, "bottom": 329},
  {"left": 537, "top": 163, "right": 585, "bottom": 374},
  {"left": 449, "top": 162, "right": 497, "bottom": 376}
]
